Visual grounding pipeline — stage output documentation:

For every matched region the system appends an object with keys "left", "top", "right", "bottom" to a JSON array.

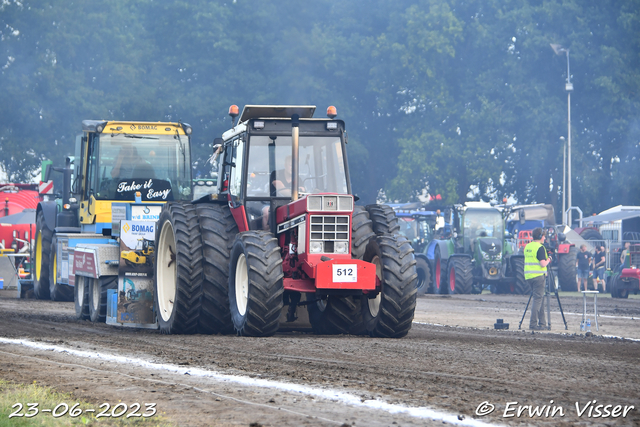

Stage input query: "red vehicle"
[
  {"left": 154, "top": 105, "right": 417, "bottom": 337},
  {"left": 610, "top": 242, "right": 640, "bottom": 298},
  {"left": 0, "top": 183, "right": 42, "bottom": 253}
]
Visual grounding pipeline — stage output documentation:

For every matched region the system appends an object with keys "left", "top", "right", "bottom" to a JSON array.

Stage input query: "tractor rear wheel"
[
  {"left": 307, "top": 295, "right": 364, "bottom": 335},
  {"left": 195, "top": 204, "right": 238, "bottom": 335},
  {"left": 34, "top": 210, "right": 52, "bottom": 300},
  {"left": 351, "top": 206, "right": 375, "bottom": 260},
  {"left": 558, "top": 247, "right": 578, "bottom": 291},
  {"left": 365, "top": 204, "right": 400, "bottom": 235},
  {"left": 610, "top": 273, "right": 629, "bottom": 299},
  {"left": 48, "top": 239, "right": 73, "bottom": 301},
  {"left": 511, "top": 257, "right": 530, "bottom": 295},
  {"left": 580, "top": 229, "right": 603, "bottom": 241},
  {"left": 448, "top": 257, "right": 473, "bottom": 294},
  {"left": 155, "top": 202, "right": 202, "bottom": 334},
  {"left": 415, "top": 254, "right": 431, "bottom": 295},
  {"left": 228, "top": 231, "right": 284, "bottom": 337},
  {"left": 74, "top": 276, "right": 90, "bottom": 320},
  {"left": 362, "top": 235, "right": 417, "bottom": 338},
  {"left": 89, "top": 276, "right": 117, "bottom": 323}
]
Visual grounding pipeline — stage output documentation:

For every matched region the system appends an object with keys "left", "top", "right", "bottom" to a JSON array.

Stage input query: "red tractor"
[{"left": 154, "top": 105, "right": 417, "bottom": 337}]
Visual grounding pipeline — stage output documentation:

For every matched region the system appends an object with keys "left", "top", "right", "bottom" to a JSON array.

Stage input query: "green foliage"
[{"left": 0, "top": 0, "right": 637, "bottom": 213}]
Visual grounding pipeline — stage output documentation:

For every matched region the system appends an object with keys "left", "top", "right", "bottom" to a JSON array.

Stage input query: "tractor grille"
[{"left": 309, "top": 215, "right": 350, "bottom": 253}]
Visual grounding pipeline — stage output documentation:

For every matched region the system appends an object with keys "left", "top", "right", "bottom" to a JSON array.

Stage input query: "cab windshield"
[
  {"left": 245, "top": 135, "right": 348, "bottom": 198},
  {"left": 90, "top": 133, "right": 191, "bottom": 201},
  {"left": 464, "top": 209, "right": 504, "bottom": 238}
]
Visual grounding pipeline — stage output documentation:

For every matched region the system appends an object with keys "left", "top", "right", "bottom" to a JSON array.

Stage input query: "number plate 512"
[{"left": 332, "top": 264, "right": 357, "bottom": 282}]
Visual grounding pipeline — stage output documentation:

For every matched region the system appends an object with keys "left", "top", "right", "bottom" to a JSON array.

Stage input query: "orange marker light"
[
  {"left": 229, "top": 105, "right": 239, "bottom": 118},
  {"left": 327, "top": 106, "right": 337, "bottom": 119}
]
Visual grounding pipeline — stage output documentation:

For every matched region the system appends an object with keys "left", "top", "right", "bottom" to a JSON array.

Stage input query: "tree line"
[{"left": 1, "top": 0, "right": 638, "bottom": 217}]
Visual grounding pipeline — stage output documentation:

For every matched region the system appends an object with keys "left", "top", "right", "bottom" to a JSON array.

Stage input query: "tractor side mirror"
[{"left": 44, "top": 163, "right": 52, "bottom": 182}]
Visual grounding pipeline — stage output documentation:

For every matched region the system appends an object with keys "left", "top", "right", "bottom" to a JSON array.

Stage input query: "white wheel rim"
[
  {"left": 77, "top": 277, "right": 85, "bottom": 307},
  {"left": 157, "top": 221, "right": 177, "bottom": 322},
  {"left": 235, "top": 253, "right": 249, "bottom": 316},
  {"left": 368, "top": 255, "right": 382, "bottom": 317},
  {"left": 91, "top": 278, "right": 100, "bottom": 311}
]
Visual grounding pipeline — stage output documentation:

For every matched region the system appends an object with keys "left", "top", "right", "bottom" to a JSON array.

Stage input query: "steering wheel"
[{"left": 302, "top": 173, "right": 327, "bottom": 188}]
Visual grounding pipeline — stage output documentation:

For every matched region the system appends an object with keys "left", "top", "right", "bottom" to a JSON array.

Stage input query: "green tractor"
[{"left": 425, "top": 202, "right": 526, "bottom": 294}]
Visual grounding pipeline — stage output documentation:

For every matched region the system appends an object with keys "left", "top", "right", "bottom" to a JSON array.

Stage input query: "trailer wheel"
[
  {"left": 155, "top": 202, "right": 202, "bottom": 334},
  {"left": 365, "top": 204, "right": 400, "bottom": 235},
  {"left": 415, "top": 254, "right": 431, "bottom": 295},
  {"left": 34, "top": 210, "right": 52, "bottom": 300},
  {"left": 89, "top": 276, "right": 117, "bottom": 323},
  {"left": 229, "top": 231, "right": 284, "bottom": 337},
  {"left": 195, "top": 204, "right": 238, "bottom": 335},
  {"left": 307, "top": 295, "right": 364, "bottom": 335},
  {"left": 362, "top": 235, "right": 417, "bottom": 338},
  {"left": 351, "top": 206, "right": 375, "bottom": 260},
  {"left": 558, "top": 246, "right": 578, "bottom": 291},
  {"left": 511, "top": 257, "right": 530, "bottom": 295},
  {"left": 74, "top": 276, "right": 90, "bottom": 320},
  {"left": 48, "top": 240, "right": 73, "bottom": 301},
  {"left": 448, "top": 257, "right": 473, "bottom": 294}
]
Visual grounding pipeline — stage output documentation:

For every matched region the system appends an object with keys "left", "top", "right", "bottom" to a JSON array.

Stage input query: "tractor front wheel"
[
  {"left": 511, "top": 257, "right": 529, "bottom": 295},
  {"left": 155, "top": 202, "right": 202, "bottom": 334},
  {"left": 228, "top": 231, "right": 284, "bottom": 337},
  {"left": 351, "top": 206, "right": 375, "bottom": 260},
  {"left": 415, "top": 254, "right": 431, "bottom": 295},
  {"left": 361, "top": 235, "right": 417, "bottom": 338},
  {"left": 195, "top": 204, "right": 238, "bottom": 335},
  {"left": 34, "top": 210, "right": 52, "bottom": 300},
  {"left": 307, "top": 295, "right": 364, "bottom": 335},
  {"left": 448, "top": 257, "right": 473, "bottom": 294},
  {"left": 365, "top": 204, "right": 400, "bottom": 235},
  {"left": 433, "top": 247, "right": 445, "bottom": 294}
]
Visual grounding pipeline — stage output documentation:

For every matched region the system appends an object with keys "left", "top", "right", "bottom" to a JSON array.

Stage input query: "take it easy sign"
[{"left": 116, "top": 178, "right": 173, "bottom": 201}]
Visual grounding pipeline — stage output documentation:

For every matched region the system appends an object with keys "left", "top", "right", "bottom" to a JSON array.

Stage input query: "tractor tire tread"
[{"left": 195, "top": 204, "right": 238, "bottom": 335}]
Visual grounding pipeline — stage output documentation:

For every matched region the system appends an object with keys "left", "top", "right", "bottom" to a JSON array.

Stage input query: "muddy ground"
[{"left": 0, "top": 290, "right": 639, "bottom": 426}]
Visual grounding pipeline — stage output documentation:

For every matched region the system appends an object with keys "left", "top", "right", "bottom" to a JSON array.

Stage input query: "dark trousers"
[{"left": 527, "top": 275, "right": 546, "bottom": 327}]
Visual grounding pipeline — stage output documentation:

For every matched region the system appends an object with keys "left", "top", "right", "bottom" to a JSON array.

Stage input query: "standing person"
[
  {"left": 524, "top": 227, "right": 552, "bottom": 330},
  {"left": 576, "top": 244, "right": 592, "bottom": 292},
  {"left": 593, "top": 246, "right": 606, "bottom": 292},
  {"left": 620, "top": 241, "right": 631, "bottom": 267}
]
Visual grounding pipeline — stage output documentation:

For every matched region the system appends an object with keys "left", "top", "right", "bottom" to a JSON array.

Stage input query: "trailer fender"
[
  {"left": 73, "top": 244, "right": 120, "bottom": 281},
  {"left": 426, "top": 240, "right": 452, "bottom": 262},
  {"left": 37, "top": 201, "right": 58, "bottom": 233}
]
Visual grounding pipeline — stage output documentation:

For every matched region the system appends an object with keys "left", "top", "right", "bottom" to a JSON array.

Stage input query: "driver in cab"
[
  {"left": 111, "top": 145, "right": 156, "bottom": 180},
  {"left": 271, "top": 155, "right": 305, "bottom": 197}
]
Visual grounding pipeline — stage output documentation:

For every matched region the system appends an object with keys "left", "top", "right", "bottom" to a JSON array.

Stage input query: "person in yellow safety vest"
[{"left": 524, "top": 227, "right": 552, "bottom": 330}]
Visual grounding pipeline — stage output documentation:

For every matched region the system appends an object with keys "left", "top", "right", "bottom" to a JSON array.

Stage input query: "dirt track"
[{"left": 0, "top": 292, "right": 639, "bottom": 426}]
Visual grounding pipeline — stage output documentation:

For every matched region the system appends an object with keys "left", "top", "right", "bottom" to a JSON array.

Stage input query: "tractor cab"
[
  {"left": 73, "top": 121, "right": 193, "bottom": 228},
  {"left": 214, "top": 105, "right": 352, "bottom": 232},
  {"left": 462, "top": 207, "right": 505, "bottom": 260}
]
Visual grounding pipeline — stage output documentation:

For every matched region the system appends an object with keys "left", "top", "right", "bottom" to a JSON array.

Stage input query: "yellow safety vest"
[{"left": 524, "top": 241, "right": 547, "bottom": 279}]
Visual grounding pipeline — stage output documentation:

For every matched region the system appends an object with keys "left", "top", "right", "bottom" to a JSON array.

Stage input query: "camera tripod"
[{"left": 518, "top": 267, "right": 568, "bottom": 330}]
